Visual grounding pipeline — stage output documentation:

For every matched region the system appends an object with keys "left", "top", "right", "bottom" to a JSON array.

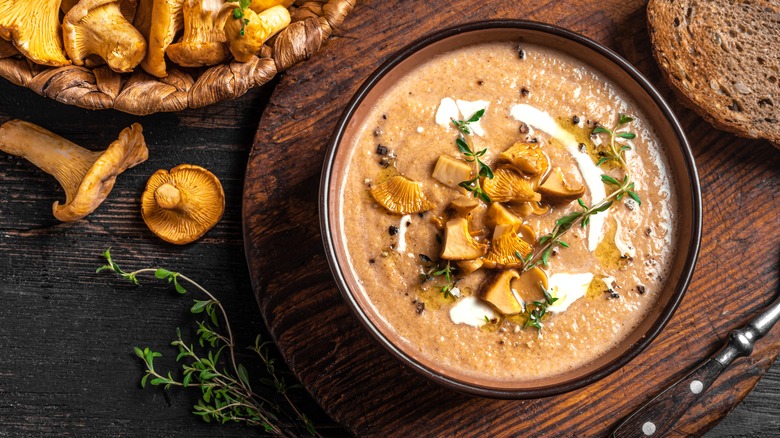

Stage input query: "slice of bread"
[{"left": 647, "top": 0, "right": 780, "bottom": 145}]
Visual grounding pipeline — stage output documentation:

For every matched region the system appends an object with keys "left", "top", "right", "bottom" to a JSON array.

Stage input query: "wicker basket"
[{"left": 0, "top": 0, "right": 354, "bottom": 115}]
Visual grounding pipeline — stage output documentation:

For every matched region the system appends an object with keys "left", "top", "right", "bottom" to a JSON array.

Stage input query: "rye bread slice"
[{"left": 647, "top": 0, "right": 780, "bottom": 145}]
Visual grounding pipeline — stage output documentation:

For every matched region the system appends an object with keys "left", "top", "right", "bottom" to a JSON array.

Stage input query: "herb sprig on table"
[
  {"left": 521, "top": 113, "right": 641, "bottom": 273},
  {"left": 98, "top": 249, "right": 318, "bottom": 437},
  {"left": 452, "top": 110, "right": 494, "bottom": 203}
]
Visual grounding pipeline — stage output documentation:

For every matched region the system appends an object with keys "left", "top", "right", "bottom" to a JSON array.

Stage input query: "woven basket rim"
[{"left": 0, "top": 0, "right": 355, "bottom": 116}]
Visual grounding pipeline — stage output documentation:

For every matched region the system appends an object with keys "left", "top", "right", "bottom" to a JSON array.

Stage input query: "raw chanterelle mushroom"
[
  {"left": 141, "top": 165, "right": 225, "bottom": 244},
  {"left": 0, "top": 120, "right": 148, "bottom": 221},
  {"left": 63, "top": 0, "right": 147, "bottom": 73},
  {"left": 0, "top": 0, "right": 70, "bottom": 66},
  {"left": 134, "top": 0, "right": 184, "bottom": 77},
  {"left": 62, "top": 0, "right": 138, "bottom": 20},
  {"left": 167, "top": 0, "right": 230, "bottom": 67},
  {"left": 220, "top": 3, "right": 290, "bottom": 62}
]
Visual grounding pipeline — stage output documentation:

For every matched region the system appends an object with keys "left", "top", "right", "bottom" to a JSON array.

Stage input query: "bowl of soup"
[{"left": 320, "top": 20, "right": 701, "bottom": 398}]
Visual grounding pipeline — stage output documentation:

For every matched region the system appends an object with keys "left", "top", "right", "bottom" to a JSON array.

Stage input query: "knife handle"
[{"left": 611, "top": 358, "right": 723, "bottom": 438}]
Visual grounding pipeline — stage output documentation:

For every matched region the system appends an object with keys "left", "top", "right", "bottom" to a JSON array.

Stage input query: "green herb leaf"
[
  {"left": 601, "top": 174, "right": 621, "bottom": 186},
  {"left": 618, "top": 114, "right": 634, "bottom": 125},
  {"left": 616, "top": 132, "right": 636, "bottom": 139},
  {"left": 467, "top": 109, "right": 485, "bottom": 123},
  {"left": 592, "top": 126, "right": 611, "bottom": 135},
  {"left": 627, "top": 190, "right": 641, "bottom": 205}
]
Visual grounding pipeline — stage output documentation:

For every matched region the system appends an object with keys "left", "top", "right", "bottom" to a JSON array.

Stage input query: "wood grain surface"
[
  {"left": 243, "top": 0, "right": 780, "bottom": 436},
  {"left": 0, "top": 0, "right": 776, "bottom": 437}
]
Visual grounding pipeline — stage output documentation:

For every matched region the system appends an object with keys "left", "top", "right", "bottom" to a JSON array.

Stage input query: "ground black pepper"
[
  {"left": 521, "top": 87, "right": 530, "bottom": 97},
  {"left": 389, "top": 225, "right": 398, "bottom": 236},
  {"left": 376, "top": 144, "right": 388, "bottom": 155},
  {"left": 572, "top": 115, "right": 580, "bottom": 124}
]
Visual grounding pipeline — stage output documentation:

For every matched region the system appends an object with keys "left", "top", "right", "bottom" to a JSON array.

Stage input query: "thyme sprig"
[
  {"left": 232, "top": 0, "right": 251, "bottom": 36},
  {"left": 98, "top": 249, "right": 318, "bottom": 437},
  {"left": 522, "top": 113, "right": 641, "bottom": 273},
  {"left": 452, "top": 110, "right": 494, "bottom": 203},
  {"left": 419, "top": 255, "right": 458, "bottom": 299}
]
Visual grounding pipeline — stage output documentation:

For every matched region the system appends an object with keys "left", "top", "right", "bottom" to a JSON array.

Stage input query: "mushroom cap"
[
  {"left": 141, "top": 164, "right": 225, "bottom": 244},
  {"left": 53, "top": 123, "right": 149, "bottom": 221},
  {"left": 63, "top": 0, "right": 147, "bottom": 72},
  {"left": 0, "top": 0, "right": 70, "bottom": 66}
]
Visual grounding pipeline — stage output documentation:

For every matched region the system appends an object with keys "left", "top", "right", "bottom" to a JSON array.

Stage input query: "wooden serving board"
[{"left": 243, "top": 0, "right": 780, "bottom": 435}]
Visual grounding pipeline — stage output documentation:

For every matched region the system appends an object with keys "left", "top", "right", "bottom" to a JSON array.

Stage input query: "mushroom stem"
[
  {"left": 0, "top": 120, "right": 148, "bottom": 221},
  {"left": 154, "top": 183, "right": 186, "bottom": 210},
  {"left": 0, "top": 121, "right": 101, "bottom": 204}
]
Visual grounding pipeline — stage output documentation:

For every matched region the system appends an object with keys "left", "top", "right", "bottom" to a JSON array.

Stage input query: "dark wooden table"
[{"left": 0, "top": 7, "right": 778, "bottom": 438}]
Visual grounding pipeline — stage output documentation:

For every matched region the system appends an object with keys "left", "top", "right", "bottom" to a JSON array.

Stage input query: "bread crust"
[{"left": 647, "top": 0, "right": 780, "bottom": 146}]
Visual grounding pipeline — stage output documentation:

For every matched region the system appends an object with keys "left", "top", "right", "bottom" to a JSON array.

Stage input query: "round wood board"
[{"left": 243, "top": 0, "right": 780, "bottom": 436}]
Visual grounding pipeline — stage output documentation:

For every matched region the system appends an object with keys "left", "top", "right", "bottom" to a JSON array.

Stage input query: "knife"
[{"left": 612, "top": 286, "right": 780, "bottom": 438}]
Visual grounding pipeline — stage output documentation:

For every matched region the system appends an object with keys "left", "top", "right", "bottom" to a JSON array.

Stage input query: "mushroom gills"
[
  {"left": 369, "top": 175, "right": 434, "bottom": 215},
  {"left": 0, "top": 0, "right": 70, "bottom": 66},
  {"left": 440, "top": 218, "right": 487, "bottom": 260},
  {"left": 537, "top": 166, "right": 585, "bottom": 204},
  {"left": 480, "top": 270, "right": 523, "bottom": 315},
  {"left": 141, "top": 164, "right": 225, "bottom": 244},
  {"left": 432, "top": 155, "right": 472, "bottom": 188},
  {"left": 482, "top": 224, "right": 533, "bottom": 269},
  {"left": 482, "top": 166, "right": 541, "bottom": 203}
]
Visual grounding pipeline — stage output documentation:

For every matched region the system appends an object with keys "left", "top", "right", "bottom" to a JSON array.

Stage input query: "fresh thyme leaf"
[
  {"left": 620, "top": 145, "right": 632, "bottom": 151},
  {"left": 601, "top": 174, "right": 621, "bottom": 186},
  {"left": 618, "top": 113, "right": 634, "bottom": 125},
  {"left": 596, "top": 156, "right": 610, "bottom": 166},
  {"left": 592, "top": 200, "right": 613, "bottom": 213},
  {"left": 452, "top": 112, "right": 493, "bottom": 203},
  {"left": 577, "top": 198, "right": 587, "bottom": 209},
  {"left": 99, "top": 250, "right": 320, "bottom": 437},
  {"left": 467, "top": 109, "right": 485, "bottom": 123},
  {"left": 592, "top": 126, "right": 611, "bottom": 134},
  {"left": 456, "top": 138, "right": 470, "bottom": 154},
  {"left": 627, "top": 190, "right": 641, "bottom": 205},
  {"left": 616, "top": 132, "right": 636, "bottom": 139}
]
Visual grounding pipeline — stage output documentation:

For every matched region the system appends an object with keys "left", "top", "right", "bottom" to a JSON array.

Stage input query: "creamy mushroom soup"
[{"left": 338, "top": 42, "right": 677, "bottom": 380}]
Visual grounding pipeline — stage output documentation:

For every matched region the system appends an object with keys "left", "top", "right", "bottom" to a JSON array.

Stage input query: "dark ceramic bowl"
[{"left": 319, "top": 20, "right": 701, "bottom": 398}]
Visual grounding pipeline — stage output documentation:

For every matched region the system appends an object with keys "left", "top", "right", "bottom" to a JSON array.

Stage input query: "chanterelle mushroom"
[
  {"left": 62, "top": 0, "right": 137, "bottom": 19},
  {"left": 0, "top": 120, "right": 148, "bottom": 221},
  {"left": 134, "top": 0, "right": 184, "bottom": 77},
  {"left": 141, "top": 165, "right": 225, "bottom": 244},
  {"left": 0, "top": 0, "right": 70, "bottom": 66},
  {"left": 220, "top": 3, "right": 290, "bottom": 62},
  {"left": 167, "top": 0, "right": 230, "bottom": 67},
  {"left": 63, "top": 0, "right": 147, "bottom": 73},
  {"left": 247, "top": 0, "right": 292, "bottom": 12}
]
